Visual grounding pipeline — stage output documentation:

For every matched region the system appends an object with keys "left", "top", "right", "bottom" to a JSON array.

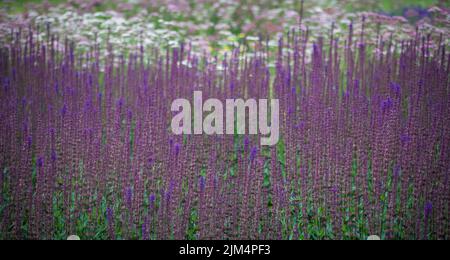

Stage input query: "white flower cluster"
[{"left": 0, "top": 0, "right": 447, "bottom": 60}]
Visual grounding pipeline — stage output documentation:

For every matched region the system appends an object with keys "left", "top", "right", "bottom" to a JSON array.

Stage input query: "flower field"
[{"left": 0, "top": 0, "right": 449, "bottom": 240}]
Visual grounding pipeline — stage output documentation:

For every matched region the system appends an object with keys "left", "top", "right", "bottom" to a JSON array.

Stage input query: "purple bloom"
[
  {"left": 51, "top": 150, "right": 57, "bottom": 162},
  {"left": 116, "top": 98, "right": 124, "bottom": 110},
  {"left": 344, "top": 90, "right": 350, "bottom": 99},
  {"left": 165, "top": 181, "right": 175, "bottom": 202},
  {"left": 126, "top": 187, "right": 133, "bottom": 209},
  {"left": 37, "top": 157, "right": 44, "bottom": 168},
  {"left": 390, "top": 82, "right": 401, "bottom": 96},
  {"left": 149, "top": 194, "right": 156, "bottom": 210},
  {"left": 354, "top": 79, "right": 360, "bottom": 91},
  {"left": 250, "top": 146, "right": 258, "bottom": 161},
  {"left": 49, "top": 127, "right": 56, "bottom": 137},
  {"left": 295, "top": 121, "right": 305, "bottom": 129},
  {"left": 381, "top": 97, "right": 393, "bottom": 112},
  {"left": 199, "top": 176, "right": 205, "bottom": 193},
  {"left": 54, "top": 82, "right": 59, "bottom": 95},
  {"left": 291, "top": 87, "right": 297, "bottom": 95},
  {"left": 127, "top": 109, "right": 133, "bottom": 121},
  {"left": 174, "top": 143, "right": 181, "bottom": 156},
  {"left": 244, "top": 137, "right": 250, "bottom": 151},
  {"left": 330, "top": 186, "right": 339, "bottom": 193},
  {"left": 394, "top": 165, "right": 401, "bottom": 179},
  {"left": 424, "top": 202, "right": 433, "bottom": 217},
  {"left": 148, "top": 157, "right": 154, "bottom": 167},
  {"left": 106, "top": 208, "right": 114, "bottom": 224},
  {"left": 26, "top": 136, "right": 32, "bottom": 149},
  {"left": 403, "top": 7, "right": 429, "bottom": 19},
  {"left": 400, "top": 134, "right": 411, "bottom": 145},
  {"left": 83, "top": 100, "right": 92, "bottom": 113},
  {"left": 230, "top": 81, "right": 235, "bottom": 92},
  {"left": 288, "top": 106, "right": 294, "bottom": 116},
  {"left": 2, "top": 77, "right": 9, "bottom": 91},
  {"left": 142, "top": 221, "right": 149, "bottom": 240},
  {"left": 22, "top": 122, "right": 28, "bottom": 133},
  {"left": 61, "top": 104, "right": 67, "bottom": 117}
]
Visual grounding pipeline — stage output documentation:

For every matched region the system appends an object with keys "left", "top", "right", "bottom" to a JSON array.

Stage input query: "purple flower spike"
[
  {"left": 2, "top": 77, "right": 9, "bottom": 91},
  {"left": 54, "top": 82, "right": 59, "bottom": 95},
  {"left": 390, "top": 82, "right": 401, "bottom": 96},
  {"left": 127, "top": 109, "right": 133, "bottom": 121},
  {"left": 49, "top": 127, "right": 56, "bottom": 137},
  {"left": 244, "top": 137, "right": 250, "bottom": 151},
  {"left": 291, "top": 87, "right": 297, "bottom": 95},
  {"left": 230, "top": 81, "right": 235, "bottom": 92},
  {"left": 424, "top": 202, "right": 433, "bottom": 217},
  {"left": 22, "top": 122, "right": 28, "bottom": 133},
  {"left": 148, "top": 157, "right": 154, "bottom": 167},
  {"left": 174, "top": 143, "right": 181, "bottom": 156},
  {"left": 250, "top": 146, "right": 258, "bottom": 161},
  {"left": 288, "top": 106, "right": 294, "bottom": 116},
  {"left": 106, "top": 208, "right": 114, "bottom": 223},
  {"left": 354, "top": 79, "right": 360, "bottom": 91},
  {"left": 199, "top": 176, "right": 205, "bottom": 193},
  {"left": 51, "top": 150, "right": 57, "bottom": 162},
  {"left": 116, "top": 98, "right": 124, "bottom": 110},
  {"left": 126, "top": 187, "right": 133, "bottom": 209},
  {"left": 61, "top": 104, "right": 67, "bottom": 117},
  {"left": 142, "top": 222, "right": 149, "bottom": 240},
  {"left": 330, "top": 186, "right": 339, "bottom": 193},
  {"left": 149, "top": 194, "right": 156, "bottom": 209},
  {"left": 295, "top": 121, "right": 305, "bottom": 129},
  {"left": 26, "top": 136, "right": 32, "bottom": 149},
  {"left": 381, "top": 97, "right": 393, "bottom": 112},
  {"left": 400, "top": 134, "right": 411, "bottom": 145},
  {"left": 37, "top": 157, "right": 44, "bottom": 168},
  {"left": 394, "top": 165, "right": 401, "bottom": 178}
]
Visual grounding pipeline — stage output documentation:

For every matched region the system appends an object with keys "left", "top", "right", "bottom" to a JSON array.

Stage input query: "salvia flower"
[
  {"left": 174, "top": 143, "right": 181, "bottom": 157},
  {"left": 390, "top": 82, "right": 401, "bottom": 96},
  {"left": 26, "top": 136, "right": 32, "bottom": 149},
  {"left": 199, "top": 176, "right": 206, "bottom": 193},
  {"left": 60, "top": 104, "right": 67, "bottom": 117},
  {"left": 400, "top": 134, "right": 411, "bottom": 145},
  {"left": 149, "top": 194, "right": 156, "bottom": 210},
  {"left": 424, "top": 202, "right": 433, "bottom": 217},
  {"left": 106, "top": 208, "right": 114, "bottom": 224},
  {"left": 126, "top": 187, "right": 133, "bottom": 209},
  {"left": 381, "top": 97, "right": 393, "bottom": 112},
  {"left": 37, "top": 157, "right": 44, "bottom": 168},
  {"left": 394, "top": 165, "right": 401, "bottom": 179},
  {"left": 51, "top": 150, "right": 57, "bottom": 162},
  {"left": 250, "top": 146, "right": 258, "bottom": 162}
]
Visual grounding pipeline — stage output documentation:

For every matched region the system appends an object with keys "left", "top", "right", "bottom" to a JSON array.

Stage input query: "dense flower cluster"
[{"left": 0, "top": 13, "right": 448, "bottom": 239}]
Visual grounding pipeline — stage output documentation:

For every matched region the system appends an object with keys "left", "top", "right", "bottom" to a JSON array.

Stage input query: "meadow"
[{"left": 0, "top": 0, "right": 449, "bottom": 240}]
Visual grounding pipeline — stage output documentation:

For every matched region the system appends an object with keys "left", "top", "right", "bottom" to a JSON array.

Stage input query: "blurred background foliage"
[
  {"left": 0, "top": 0, "right": 448, "bottom": 57},
  {"left": 1, "top": 0, "right": 448, "bottom": 14}
]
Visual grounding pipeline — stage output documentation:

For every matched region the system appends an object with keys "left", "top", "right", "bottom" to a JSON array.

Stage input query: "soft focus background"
[{"left": 0, "top": 0, "right": 449, "bottom": 56}]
